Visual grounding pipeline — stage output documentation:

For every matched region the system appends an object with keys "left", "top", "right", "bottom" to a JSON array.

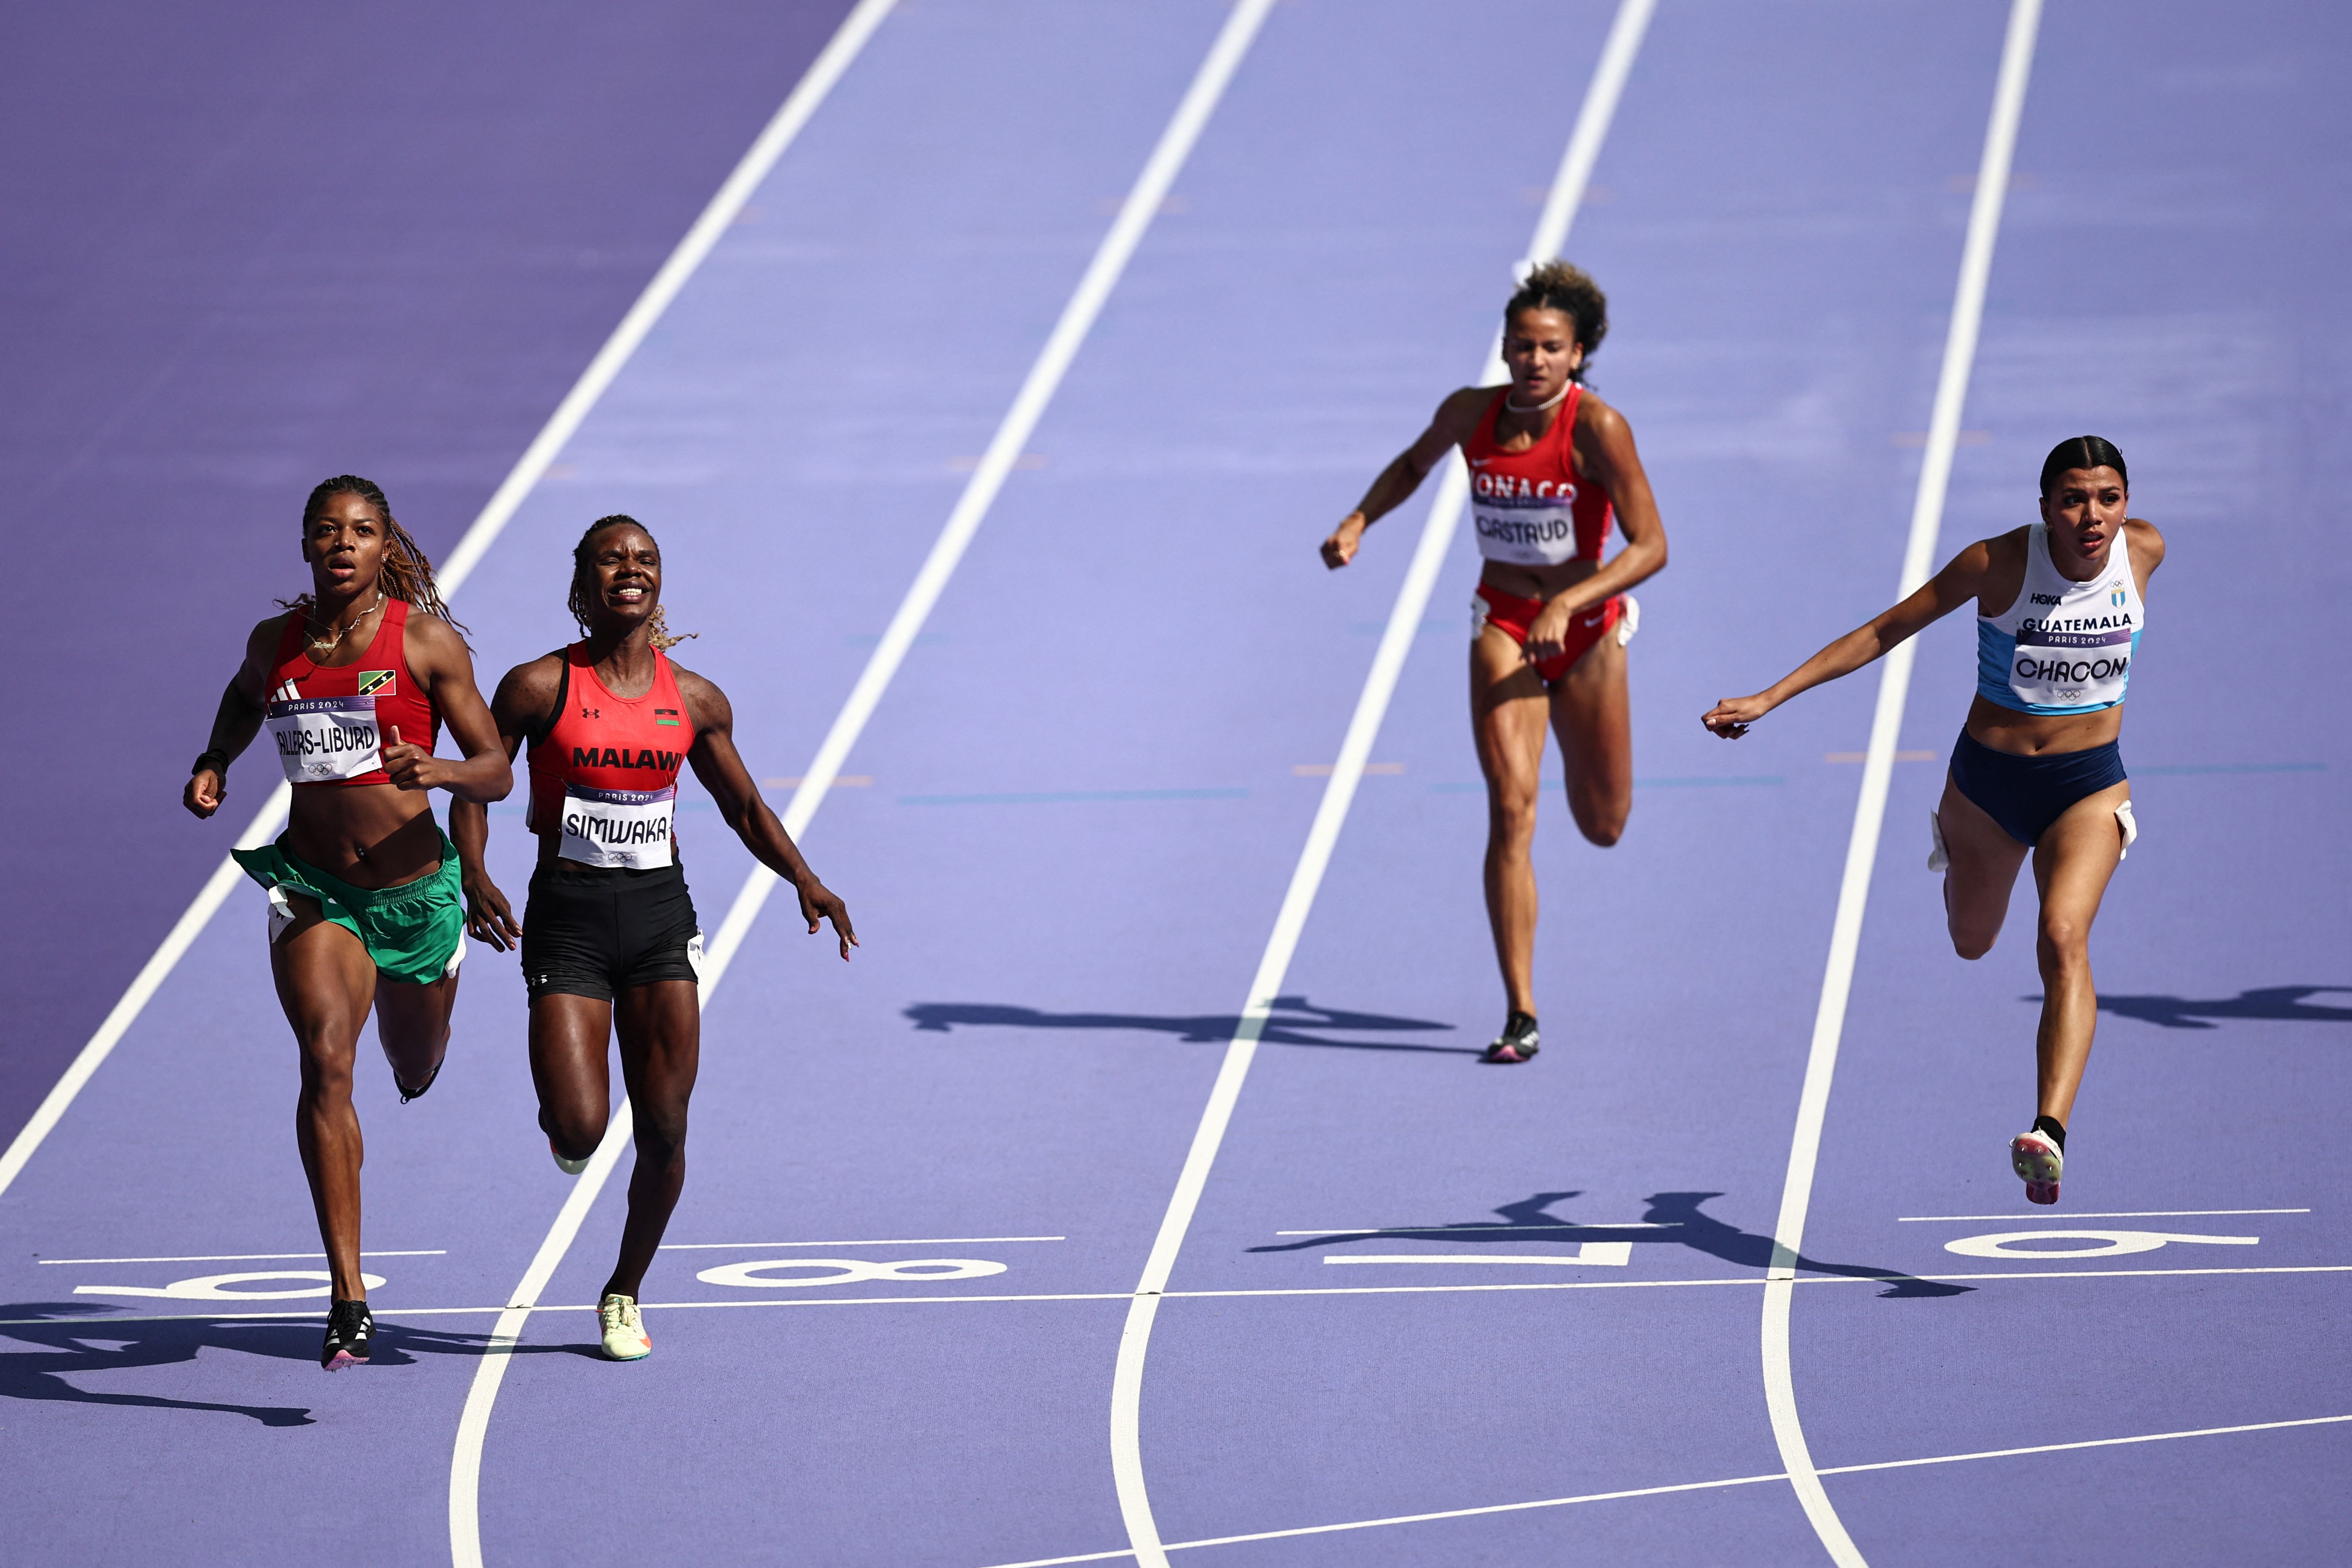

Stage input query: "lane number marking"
[
  {"left": 72, "top": 1269, "right": 389, "bottom": 1300},
  {"left": 693, "top": 1257, "right": 1008, "bottom": 1289},
  {"left": 1943, "top": 1230, "right": 2258, "bottom": 1260}
]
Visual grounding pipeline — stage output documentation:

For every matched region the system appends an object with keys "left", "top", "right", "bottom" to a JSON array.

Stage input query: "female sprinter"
[
  {"left": 185, "top": 475, "right": 511, "bottom": 1368},
  {"left": 1703, "top": 437, "right": 2160, "bottom": 1204},
  {"left": 454, "top": 515, "right": 854, "bottom": 1361},
  {"left": 1322, "top": 262, "right": 1668, "bottom": 1064}
]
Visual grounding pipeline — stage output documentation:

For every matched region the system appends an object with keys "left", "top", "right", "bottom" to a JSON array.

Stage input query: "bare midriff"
[
  {"left": 1964, "top": 694, "right": 2124, "bottom": 757},
  {"left": 285, "top": 788, "right": 444, "bottom": 888},
  {"left": 1479, "top": 553, "right": 1603, "bottom": 604}
]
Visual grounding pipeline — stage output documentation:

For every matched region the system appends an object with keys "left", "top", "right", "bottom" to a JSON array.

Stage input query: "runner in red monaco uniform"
[
  {"left": 1321, "top": 263, "right": 1668, "bottom": 1063},
  {"left": 455, "top": 515, "right": 853, "bottom": 1360},
  {"left": 185, "top": 476, "right": 511, "bottom": 1369}
]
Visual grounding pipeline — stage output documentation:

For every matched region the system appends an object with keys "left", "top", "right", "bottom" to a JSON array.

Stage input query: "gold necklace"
[{"left": 307, "top": 589, "right": 385, "bottom": 656}]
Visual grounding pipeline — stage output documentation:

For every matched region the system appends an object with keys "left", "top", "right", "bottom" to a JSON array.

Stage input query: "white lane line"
[
  {"left": 701, "top": 0, "right": 1275, "bottom": 969},
  {"left": 1818, "top": 1412, "right": 2352, "bottom": 1479},
  {"left": 985, "top": 1411, "right": 2352, "bottom": 1568},
  {"left": 452, "top": 6, "right": 1273, "bottom": 1566},
  {"left": 656, "top": 1235, "right": 1065, "bottom": 1250},
  {"left": 1760, "top": 5, "right": 2042, "bottom": 1564},
  {"left": 37, "top": 1250, "right": 445, "bottom": 1265},
  {"left": 1899, "top": 1208, "right": 2310, "bottom": 1222},
  {"left": 0, "top": 9, "right": 919, "bottom": 1219},
  {"left": 21, "top": 1258, "right": 2352, "bottom": 1327},
  {"left": 1276, "top": 1223, "right": 1675, "bottom": 1234},
  {"left": 1322, "top": 1247, "right": 1633, "bottom": 1266},
  {"left": 1106, "top": 6, "right": 1656, "bottom": 1564},
  {"left": 444, "top": 4, "right": 902, "bottom": 1564}
]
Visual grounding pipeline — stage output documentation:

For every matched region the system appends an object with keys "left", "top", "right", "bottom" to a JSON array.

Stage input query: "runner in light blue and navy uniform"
[{"left": 1703, "top": 436, "right": 2165, "bottom": 1209}]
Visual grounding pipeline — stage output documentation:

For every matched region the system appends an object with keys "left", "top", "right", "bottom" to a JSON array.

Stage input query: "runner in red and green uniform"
[{"left": 185, "top": 476, "right": 511, "bottom": 1368}]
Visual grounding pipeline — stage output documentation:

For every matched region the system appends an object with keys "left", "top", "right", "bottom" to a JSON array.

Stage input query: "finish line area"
[{"left": 2, "top": 2, "right": 2345, "bottom": 1565}]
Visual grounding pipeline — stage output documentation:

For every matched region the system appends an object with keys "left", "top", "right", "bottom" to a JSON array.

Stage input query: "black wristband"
[{"left": 193, "top": 749, "right": 230, "bottom": 778}]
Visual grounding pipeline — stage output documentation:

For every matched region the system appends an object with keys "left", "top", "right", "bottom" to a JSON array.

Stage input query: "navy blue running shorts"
[{"left": 1947, "top": 728, "right": 2127, "bottom": 847}]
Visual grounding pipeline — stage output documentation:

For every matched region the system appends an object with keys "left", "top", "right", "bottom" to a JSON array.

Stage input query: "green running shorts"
[{"left": 232, "top": 831, "right": 465, "bottom": 986}]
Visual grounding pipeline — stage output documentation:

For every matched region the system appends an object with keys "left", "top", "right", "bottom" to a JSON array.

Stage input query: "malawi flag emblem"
[
  {"left": 654, "top": 707, "right": 682, "bottom": 728},
  {"left": 357, "top": 670, "right": 397, "bottom": 696}
]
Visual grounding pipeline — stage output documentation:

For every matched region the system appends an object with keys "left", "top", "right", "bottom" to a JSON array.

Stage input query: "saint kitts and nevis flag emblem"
[{"left": 356, "top": 670, "right": 396, "bottom": 696}]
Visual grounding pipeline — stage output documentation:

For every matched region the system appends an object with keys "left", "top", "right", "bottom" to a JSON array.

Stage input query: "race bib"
[
  {"left": 559, "top": 783, "right": 676, "bottom": 869},
  {"left": 1469, "top": 473, "right": 1581, "bottom": 566},
  {"left": 2008, "top": 622, "right": 2134, "bottom": 711},
  {"left": 266, "top": 696, "right": 381, "bottom": 783}
]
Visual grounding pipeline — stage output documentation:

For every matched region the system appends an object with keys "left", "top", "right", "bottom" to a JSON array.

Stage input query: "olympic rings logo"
[{"left": 693, "top": 1257, "right": 1009, "bottom": 1289}]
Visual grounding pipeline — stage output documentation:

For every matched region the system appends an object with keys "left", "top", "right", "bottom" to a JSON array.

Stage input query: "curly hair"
[
  {"left": 2038, "top": 436, "right": 2128, "bottom": 497},
  {"left": 568, "top": 515, "right": 696, "bottom": 650},
  {"left": 1505, "top": 261, "right": 1608, "bottom": 381},
  {"left": 283, "top": 475, "right": 467, "bottom": 635}
]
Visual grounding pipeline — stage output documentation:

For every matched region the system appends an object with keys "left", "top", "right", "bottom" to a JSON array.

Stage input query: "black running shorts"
[{"left": 521, "top": 861, "right": 702, "bottom": 1003}]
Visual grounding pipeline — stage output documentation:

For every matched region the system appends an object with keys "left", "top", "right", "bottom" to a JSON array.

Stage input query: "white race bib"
[
  {"left": 1469, "top": 471, "right": 1581, "bottom": 566},
  {"left": 266, "top": 696, "right": 381, "bottom": 783},
  {"left": 559, "top": 784, "right": 676, "bottom": 869},
  {"left": 2007, "top": 621, "right": 2136, "bottom": 711}
]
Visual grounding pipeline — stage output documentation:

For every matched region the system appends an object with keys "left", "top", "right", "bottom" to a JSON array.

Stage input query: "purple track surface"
[{"left": 4, "top": 2, "right": 2347, "bottom": 1564}]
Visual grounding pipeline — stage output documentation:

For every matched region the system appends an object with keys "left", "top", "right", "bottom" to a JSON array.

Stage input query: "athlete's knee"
[
  {"left": 1951, "top": 929, "right": 1995, "bottom": 961},
  {"left": 1573, "top": 802, "right": 1626, "bottom": 848},
  {"left": 295, "top": 1037, "right": 356, "bottom": 1097},
  {"left": 633, "top": 1101, "right": 690, "bottom": 1161},
  {"left": 1486, "top": 791, "right": 1538, "bottom": 847},
  {"left": 2036, "top": 915, "right": 2090, "bottom": 970},
  {"left": 543, "top": 1105, "right": 605, "bottom": 1161}
]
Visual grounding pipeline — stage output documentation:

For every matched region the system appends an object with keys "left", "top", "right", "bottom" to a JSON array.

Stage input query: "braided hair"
[
  {"left": 2038, "top": 436, "right": 2128, "bottom": 496},
  {"left": 1505, "top": 260, "right": 1609, "bottom": 382},
  {"left": 283, "top": 475, "right": 468, "bottom": 635},
  {"left": 568, "top": 515, "right": 695, "bottom": 650}
]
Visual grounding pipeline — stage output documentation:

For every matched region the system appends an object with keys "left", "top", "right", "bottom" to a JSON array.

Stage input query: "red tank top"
[
  {"left": 527, "top": 644, "right": 696, "bottom": 868},
  {"left": 1462, "top": 386, "right": 1614, "bottom": 566},
  {"left": 261, "top": 597, "right": 440, "bottom": 787}
]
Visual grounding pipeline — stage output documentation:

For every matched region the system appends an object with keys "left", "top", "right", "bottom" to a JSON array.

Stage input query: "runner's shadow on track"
[
  {"left": 903, "top": 995, "right": 1472, "bottom": 1054},
  {"left": 2037, "top": 985, "right": 2352, "bottom": 1030},
  {"left": 0, "top": 1304, "right": 584, "bottom": 1427},
  {"left": 1250, "top": 1190, "right": 1970, "bottom": 1299}
]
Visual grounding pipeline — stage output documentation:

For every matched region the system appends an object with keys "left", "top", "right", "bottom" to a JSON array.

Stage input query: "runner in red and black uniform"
[
  {"left": 1321, "top": 263, "right": 1668, "bottom": 1064},
  {"left": 185, "top": 476, "right": 512, "bottom": 1369},
  {"left": 454, "top": 515, "right": 853, "bottom": 1361}
]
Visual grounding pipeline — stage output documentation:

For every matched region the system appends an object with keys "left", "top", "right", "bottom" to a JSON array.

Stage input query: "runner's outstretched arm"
[
  {"left": 449, "top": 656, "right": 559, "bottom": 951},
  {"left": 674, "top": 666, "right": 856, "bottom": 959},
  {"left": 1320, "top": 389, "right": 1488, "bottom": 568},
  {"left": 184, "top": 616, "right": 284, "bottom": 818},
  {"left": 1702, "top": 537, "right": 1996, "bottom": 737}
]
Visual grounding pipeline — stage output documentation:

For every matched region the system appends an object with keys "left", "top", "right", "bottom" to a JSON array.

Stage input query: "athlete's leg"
[
  {"left": 372, "top": 969, "right": 458, "bottom": 1097},
  {"left": 602, "top": 980, "right": 701, "bottom": 1301},
  {"left": 2028, "top": 782, "right": 2129, "bottom": 1127},
  {"left": 1549, "top": 629, "right": 1632, "bottom": 847},
  {"left": 532, "top": 994, "right": 618, "bottom": 1163},
  {"left": 1473, "top": 629, "right": 1553, "bottom": 1017},
  {"left": 1937, "top": 772, "right": 2032, "bottom": 959},
  {"left": 268, "top": 896, "right": 379, "bottom": 1301}
]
